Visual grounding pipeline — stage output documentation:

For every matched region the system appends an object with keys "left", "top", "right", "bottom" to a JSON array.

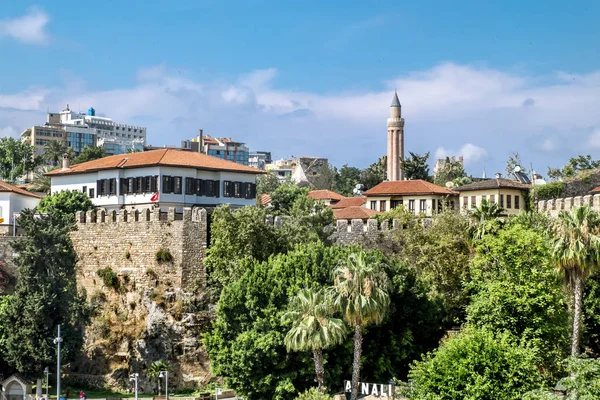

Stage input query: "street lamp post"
[
  {"left": 158, "top": 371, "right": 168, "bottom": 400},
  {"left": 215, "top": 388, "right": 222, "bottom": 400},
  {"left": 44, "top": 367, "right": 49, "bottom": 400},
  {"left": 53, "top": 325, "right": 63, "bottom": 400},
  {"left": 129, "top": 373, "right": 139, "bottom": 400}
]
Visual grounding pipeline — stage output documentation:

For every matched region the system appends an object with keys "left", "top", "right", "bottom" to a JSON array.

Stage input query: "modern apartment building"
[
  {"left": 181, "top": 131, "right": 250, "bottom": 166},
  {"left": 248, "top": 151, "right": 272, "bottom": 170},
  {"left": 21, "top": 105, "right": 147, "bottom": 159}
]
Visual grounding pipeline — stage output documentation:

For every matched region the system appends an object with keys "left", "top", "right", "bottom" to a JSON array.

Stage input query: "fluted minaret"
[{"left": 387, "top": 91, "right": 405, "bottom": 181}]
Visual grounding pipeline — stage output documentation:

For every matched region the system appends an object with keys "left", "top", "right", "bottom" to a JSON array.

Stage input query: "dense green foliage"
[
  {"left": 334, "top": 164, "right": 361, "bottom": 196},
  {"left": 401, "top": 152, "right": 430, "bottom": 181},
  {"left": 408, "top": 329, "right": 544, "bottom": 399},
  {"left": 37, "top": 190, "right": 94, "bottom": 220},
  {"left": 97, "top": 267, "right": 120, "bottom": 290},
  {"left": 43, "top": 140, "right": 71, "bottom": 166},
  {"left": 360, "top": 156, "right": 386, "bottom": 190},
  {"left": 467, "top": 224, "right": 569, "bottom": 379},
  {"left": 0, "top": 208, "right": 89, "bottom": 375},
  {"left": 256, "top": 171, "right": 280, "bottom": 196},
  {"left": 547, "top": 155, "right": 600, "bottom": 181},
  {"left": 535, "top": 182, "right": 564, "bottom": 200},
  {"left": 73, "top": 145, "right": 107, "bottom": 164},
  {"left": 433, "top": 156, "right": 466, "bottom": 186},
  {"left": 294, "top": 387, "right": 332, "bottom": 400},
  {"left": 0, "top": 137, "right": 38, "bottom": 182},
  {"left": 558, "top": 357, "right": 600, "bottom": 398}
]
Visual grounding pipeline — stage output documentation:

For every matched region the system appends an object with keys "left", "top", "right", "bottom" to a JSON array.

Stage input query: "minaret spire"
[{"left": 387, "top": 92, "right": 405, "bottom": 181}]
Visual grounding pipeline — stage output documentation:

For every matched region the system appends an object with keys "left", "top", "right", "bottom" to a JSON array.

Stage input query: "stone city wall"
[
  {"left": 536, "top": 194, "right": 600, "bottom": 217},
  {"left": 71, "top": 207, "right": 207, "bottom": 293}
]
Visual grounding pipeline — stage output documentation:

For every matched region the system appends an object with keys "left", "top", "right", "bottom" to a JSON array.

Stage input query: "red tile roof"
[
  {"left": 260, "top": 193, "right": 272, "bottom": 206},
  {"left": 307, "top": 189, "right": 345, "bottom": 201},
  {"left": 0, "top": 181, "right": 41, "bottom": 199},
  {"left": 364, "top": 180, "right": 457, "bottom": 196},
  {"left": 46, "top": 149, "right": 265, "bottom": 176},
  {"left": 333, "top": 206, "right": 381, "bottom": 220},
  {"left": 331, "top": 196, "right": 367, "bottom": 209}
]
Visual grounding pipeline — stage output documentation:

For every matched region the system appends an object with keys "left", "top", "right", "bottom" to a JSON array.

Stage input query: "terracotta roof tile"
[
  {"left": 307, "top": 189, "right": 345, "bottom": 201},
  {"left": 364, "top": 180, "right": 456, "bottom": 196},
  {"left": 46, "top": 149, "right": 265, "bottom": 176},
  {"left": 331, "top": 196, "right": 367, "bottom": 209},
  {"left": 333, "top": 206, "right": 381, "bottom": 220},
  {"left": 0, "top": 181, "right": 41, "bottom": 198},
  {"left": 260, "top": 193, "right": 272, "bottom": 206},
  {"left": 455, "top": 178, "right": 530, "bottom": 191}
]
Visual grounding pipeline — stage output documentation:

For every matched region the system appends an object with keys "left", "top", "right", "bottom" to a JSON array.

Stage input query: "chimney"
[
  {"left": 62, "top": 153, "right": 70, "bottom": 170},
  {"left": 495, "top": 172, "right": 502, "bottom": 179}
]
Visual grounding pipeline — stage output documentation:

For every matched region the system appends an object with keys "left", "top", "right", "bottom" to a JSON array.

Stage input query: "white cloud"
[
  {"left": 589, "top": 130, "right": 600, "bottom": 149},
  {"left": 434, "top": 143, "right": 488, "bottom": 166},
  {"left": 1, "top": 62, "right": 600, "bottom": 173},
  {"left": 0, "top": 8, "right": 50, "bottom": 44}
]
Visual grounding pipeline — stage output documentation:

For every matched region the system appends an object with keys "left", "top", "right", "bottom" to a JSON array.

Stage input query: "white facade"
[
  {"left": 50, "top": 165, "right": 257, "bottom": 211},
  {"left": 0, "top": 193, "right": 40, "bottom": 224},
  {"left": 48, "top": 107, "right": 146, "bottom": 154}
]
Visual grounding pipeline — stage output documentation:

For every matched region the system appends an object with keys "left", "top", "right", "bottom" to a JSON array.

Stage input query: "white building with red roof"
[
  {"left": 47, "top": 149, "right": 265, "bottom": 211},
  {"left": 364, "top": 179, "right": 458, "bottom": 216},
  {"left": 0, "top": 181, "right": 42, "bottom": 234}
]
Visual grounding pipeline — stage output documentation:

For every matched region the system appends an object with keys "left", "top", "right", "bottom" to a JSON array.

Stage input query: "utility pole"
[{"left": 53, "top": 325, "right": 63, "bottom": 400}]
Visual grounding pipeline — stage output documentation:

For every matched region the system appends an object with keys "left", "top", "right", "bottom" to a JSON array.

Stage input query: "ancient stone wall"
[
  {"left": 333, "top": 219, "right": 403, "bottom": 245},
  {"left": 536, "top": 194, "right": 600, "bottom": 217},
  {"left": 71, "top": 207, "right": 207, "bottom": 293}
]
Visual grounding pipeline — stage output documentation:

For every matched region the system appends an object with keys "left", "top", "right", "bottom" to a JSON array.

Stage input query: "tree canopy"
[
  {"left": 0, "top": 208, "right": 89, "bottom": 375},
  {"left": 73, "top": 146, "right": 107, "bottom": 165},
  {"left": 37, "top": 190, "right": 94, "bottom": 221},
  {"left": 433, "top": 156, "right": 466, "bottom": 186},
  {"left": 0, "top": 137, "right": 38, "bottom": 183},
  {"left": 401, "top": 151, "right": 430, "bottom": 181}
]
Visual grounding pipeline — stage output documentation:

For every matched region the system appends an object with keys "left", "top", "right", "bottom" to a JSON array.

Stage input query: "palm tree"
[
  {"left": 330, "top": 251, "right": 390, "bottom": 400},
  {"left": 469, "top": 199, "right": 504, "bottom": 239},
  {"left": 147, "top": 360, "right": 170, "bottom": 395},
  {"left": 28, "top": 165, "right": 56, "bottom": 194},
  {"left": 43, "top": 140, "right": 69, "bottom": 166},
  {"left": 283, "top": 288, "right": 347, "bottom": 392},
  {"left": 552, "top": 205, "right": 600, "bottom": 356}
]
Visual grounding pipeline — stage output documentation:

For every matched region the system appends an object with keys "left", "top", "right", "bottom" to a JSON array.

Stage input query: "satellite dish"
[{"left": 513, "top": 166, "right": 521, "bottom": 173}]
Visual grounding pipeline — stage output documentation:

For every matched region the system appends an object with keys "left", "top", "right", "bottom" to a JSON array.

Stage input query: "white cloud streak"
[
  {"left": 1, "top": 62, "right": 600, "bottom": 174},
  {"left": 0, "top": 8, "right": 50, "bottom": 44}
]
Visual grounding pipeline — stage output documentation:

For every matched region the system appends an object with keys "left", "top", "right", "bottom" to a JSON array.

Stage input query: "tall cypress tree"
[{"left": 0, "top": 208, "right": 89, "bottom": 375}]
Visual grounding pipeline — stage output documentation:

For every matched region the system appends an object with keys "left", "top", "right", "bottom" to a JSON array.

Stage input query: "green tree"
[
  {"left": 547, "top": 155, "right": 600, "bottom": 181},
  {"left": 557, "top": 357, "right": 600, "bottom": 398},
  {"left": 0, "top": 208, "right": 89, "bottom": 375},
  {"left": 311, "top": 163, "right": 337, "bottom": 191},
  {"left": 467, "top": 224, "right": 569, "bottom": 379},
  {"left": 28, "top": 165, "right": 56, "bottom": 194},
  {"left": 271, "top": 181, "right": 309, "bottom": 214},
  {"left": 468, "top": 198, "right": 504, "bottom": 239},
  {"left": 205, "top": 243, "right": 356, "bottom": 400},
  {"left": 360, "top": 156, "right": 386, "bottom": 190},
  {"left": 505, "top": 151, "right": 528, "bottom": 178},
  {"left": 401, "top": 152, "right": 430, "bottom": 181},
  {"left": 433, "top": 157, "right": 466, "bottom": 186},
  {"left": 37, "top": 190, "right": 94, "bottom": 220},
  {"left": 295, "top": 387, "right": 332, "bottom": 400},
  {"left": 408, "top": 329, "right": 544, "bottom": 400},
  {"left": 283, "top": 288, "right": 347, "bottom": 391},
  {"left": 43, "top": 140, "right": 70, "bottom": 167},
  {"left": 0, "top": 137, "right": 38, "bottom": 183},
  {"left": 334, "top": 165, "right": 361, "bottom": 197},
  {"left": 73, "top": 146, "right": 107, "bottom": 164},
  {"left": 256, "top": 171, "right": 280, "bottom": 196},
  {"left": 330, "top": 251, "right": 390, "bottom": 400},
  {"left": 552, "top": 206, "right": 600, "bottom": 356},
  {"left": 147, "top": 360, "right": 170, "bottom": 394}
]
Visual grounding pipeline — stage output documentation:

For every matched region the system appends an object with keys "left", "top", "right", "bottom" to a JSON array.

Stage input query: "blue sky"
[{"left": 1, "top": 1, "right": 600, "bottom": 176}]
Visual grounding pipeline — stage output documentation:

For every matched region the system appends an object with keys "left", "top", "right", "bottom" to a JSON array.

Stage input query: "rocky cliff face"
[{"left": 67, "top": 208, "right": 214, "bottom": 391}]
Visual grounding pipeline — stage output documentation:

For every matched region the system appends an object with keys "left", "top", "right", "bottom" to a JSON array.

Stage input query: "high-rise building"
[
  {"left": 386, "top": 92, "right": 405, "bottom": 181},
  {"left": 21, "top": 105, "right": 147, "bottom": 159},
  {"left": 248, "top": 151, "right": 272, "bottom": 170}
]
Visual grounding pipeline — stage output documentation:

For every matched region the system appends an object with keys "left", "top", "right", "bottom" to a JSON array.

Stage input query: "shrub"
[
  {"left": 295, "top": 388, "right": 331, "bottom": 400},
  {"left": 408, "top": 329, "right": 544, "bottom": 399},
  {"left": 96, "top": 267, "right": 120, "bottom": 290},
  {"left": 125, "top": 251, "right": 131, "bottom": 260},
  {"left": 535, "top": 182, "right": 564, "bottom": 200},
  {"left": 155, "top": 248, "right": 173, "bottom": 263}
]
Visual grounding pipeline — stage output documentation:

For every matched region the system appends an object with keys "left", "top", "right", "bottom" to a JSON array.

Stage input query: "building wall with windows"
[
  {"left": 458, "top": 188, "right": 526, "bottom": 215},
  {"left": 365, "top": 194, "right": 457, "bottom": 216},
  {"left": 50, "top": 166, "right": 257, "bottom": 211}
]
